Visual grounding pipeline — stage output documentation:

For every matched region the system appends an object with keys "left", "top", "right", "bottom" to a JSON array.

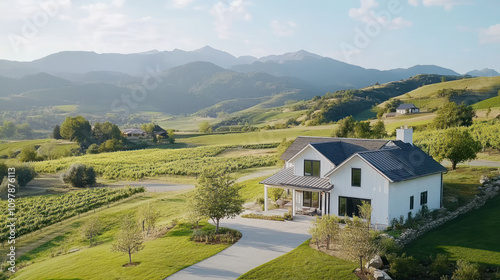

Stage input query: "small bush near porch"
[{"left": 238, "top": 240, "right": 358, "bottom": 280}]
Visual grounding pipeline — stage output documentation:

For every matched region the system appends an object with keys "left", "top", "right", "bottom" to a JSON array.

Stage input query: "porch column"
[
  {"left": 292, "top": 189, "right": 296, "bottom": 216},
  {"left": 264, "top": 185, "right": 268, "bottom": 211},
  {"left": 321, "top": 192, "right": 325, "bottom": 216}
]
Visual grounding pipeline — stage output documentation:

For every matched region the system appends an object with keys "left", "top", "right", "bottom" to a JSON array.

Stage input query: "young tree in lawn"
[
  {"left": 138, "top": 203, "right": 161, "bottom": 236},
  {"left": 429, "top": 128, "right": 482, "bottom": 170},
  {"left": 81, "top": 216, "right": 102, "bottom": 246},
  {"left": 111, "top": 215, "right": 144, "bottom": 265},
  {"left": 341, "top": 217, "right": 380, "bottom": 273},
  {"left": 191, "top": 168, "right": 244, "bottom": 233},
  {"left": 358, "top": 200, "right": 373, "bottom": 230}
]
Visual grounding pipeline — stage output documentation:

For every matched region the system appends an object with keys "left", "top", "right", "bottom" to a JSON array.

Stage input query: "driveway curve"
[{"left": 166, "top": 215, "right": 313, "bottom": 280}]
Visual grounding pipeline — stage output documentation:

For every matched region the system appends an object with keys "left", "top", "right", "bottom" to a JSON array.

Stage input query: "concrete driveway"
[{"left": 166, "top": 215, "right": 313, "bottom": 280}]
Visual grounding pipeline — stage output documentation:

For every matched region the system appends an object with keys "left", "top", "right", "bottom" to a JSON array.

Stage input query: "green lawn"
[
  {"left": 180, "top": 125, "right": 336, "bottom": 146},
  {"left": 473, "top": 95, "right": 500, "bottom": 109},
  {"left": 405, "top": 194, "right": 500, "bottom": 267},
  {"left": 13, "top": 190, "right": 230, "bottom": 280},
  {"left": 0, "top": 139, "right": 79, "bottom": 158},
  {"left": 239, "top": 176, "right": 268, "bottom": 202},
  {"left": 238, "top": 240, "right": 358, "bottom": 280},
  {"left": 442, "top": 166, "right": 499, "bottom": 209}
]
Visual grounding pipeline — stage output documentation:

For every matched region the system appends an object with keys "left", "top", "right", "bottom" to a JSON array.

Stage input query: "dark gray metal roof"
[
  {"left": 281, "top": 136, "right": 388, "bottom": 162},
  {"left": 357, "top": 142, "right": 447, "bottom": 182},
  {"left": 397, "top": 103, "right": 418, "bottom": 110},
  {"left": 260, "top": 168, "right": 333, "bottom": 191}
]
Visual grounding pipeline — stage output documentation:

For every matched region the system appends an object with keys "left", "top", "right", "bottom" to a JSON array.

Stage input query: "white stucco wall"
[
  {"left": 289, "top": 146, "right": 335, "bottom": 178},
  {"left": 328, "top": 156, "right": 390, "bottom": 225},
  {"left": 388, "top": 173, "right": 442, "bottom": 222}
]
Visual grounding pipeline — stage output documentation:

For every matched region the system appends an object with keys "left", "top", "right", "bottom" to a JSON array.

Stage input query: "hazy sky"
[{"left": 1, "top": 0, "right": 499, "bottom": 73}]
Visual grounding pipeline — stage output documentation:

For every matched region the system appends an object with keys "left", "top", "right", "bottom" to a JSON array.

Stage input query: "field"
[
  {"left": 238, "top": 240, "right": 358, "bottom": 280},
  {"left": 380, "top": 76, "right": 500, "bottom": 110},
  {"left": 405, "top": 194, "right": 500, "bottom": 267},
  {"left": 0, "top": 187, "right": 144, "bottom": 240},
  {"left": 32, "top": 145, "right": 278, "bottom": 180},
  {"left": 180, "top": 125, "right": 336, "bottom": 146},
  {"left": 473, "top": 95, "right": 500, "bottom": 109},
  {"left": 11, "top": 189, "right": 230, "bottom": 280}
]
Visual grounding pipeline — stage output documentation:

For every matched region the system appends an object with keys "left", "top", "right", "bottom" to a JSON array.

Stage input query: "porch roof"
[{"left": 260, "top": 167, "right": 333, "bottom": 191}]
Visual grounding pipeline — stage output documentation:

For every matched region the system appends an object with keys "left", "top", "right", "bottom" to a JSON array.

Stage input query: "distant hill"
[
  {"left": 0, "top": 46, "right": 256, "bottom": 78},
  {"left": 231, "top": 53, "right": 460, "bottom": 92},
  {"left": 465, "top": 68, "right": 500, "bottom": 77},
  {"left": 0, "top": 62, "right": 313, "bottom": 115},
  {"left": 382, "top": 76, "right": 500, "bottom": 110}
]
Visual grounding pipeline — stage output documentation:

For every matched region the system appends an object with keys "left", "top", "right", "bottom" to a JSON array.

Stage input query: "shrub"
[
  {"left": 430, "top": 254, "right": 451, "bottom": 279},
  {"left": 388, "top": 253, "right": 423, "bottom": 279},
  {"left": 269, "top": 187, "right": 284, "bottom": 201},
  {"left": 241, "top": 213, "right": 285, "bottom": 221},
  {"left": 18, "top": 145, "right": 40, "bottom": 162},
  {"left": 61, "top": 163, "right": 96, "bottom": 188},
  {"left": 451, "top": 260, "right": 481, "bottom": 280},
  {"left": 191, "top": 226, "right": 241, "bottom": 244},
  {"left": 87, "top": 144, "right": 100, "bottom": 154}
]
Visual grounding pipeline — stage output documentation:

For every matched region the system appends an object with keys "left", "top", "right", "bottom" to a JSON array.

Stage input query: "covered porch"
[{"left": 260, "top": 167, "right": 334, "bottom": 217}]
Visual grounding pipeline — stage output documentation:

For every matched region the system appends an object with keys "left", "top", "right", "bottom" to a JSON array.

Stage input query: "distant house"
[
  {"left": 152, "top": 125, "right": 168, "bottom": 138},
  {"left": 260, "top": 127, "right": 446, "bottom": 227},
  {"left": 396, "top": 103, "right": 419, "bottom": 114},
  {"left": 385, "top": 112, "right": 397, "bottom": 118},
  {"left": 122, "top": 128, "right": 146, "bottom": 138}
]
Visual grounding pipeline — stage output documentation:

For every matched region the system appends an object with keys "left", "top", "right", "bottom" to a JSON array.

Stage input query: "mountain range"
[{"left": 0, "top": 47, "right": 498, "bottom": 117}]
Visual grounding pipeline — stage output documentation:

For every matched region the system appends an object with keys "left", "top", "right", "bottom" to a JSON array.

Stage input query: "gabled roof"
[
  {"left": 397, "top": 103, "right": 418, "bottom": 110},
  {"left": 326, "top": 141, "right": 447, "bottom": 182},
  {"left": 260, "top": 167, "right": 333, "bottom": 191},
  {"left": 281, "top": 136, "right": 388, "bottom": 161}
]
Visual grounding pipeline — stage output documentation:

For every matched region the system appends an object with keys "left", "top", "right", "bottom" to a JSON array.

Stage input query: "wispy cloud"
[
  {"left": 209, "top": 0, "right": 252, "bottom": 39},
  {"left": 168, "top": 0, "right": 193, "bottom": 9},
  {"left": 407, "top": 0, "right": 470, "bottom": 10},
  {"left": 270, "top": 20, "right": 297, "bottom": 37},
  {"left": 349, "top": 0, "right": 412, "bottom": 30},
  {"left": 479, "top": 24, "right": 500, "bottom": 44}
]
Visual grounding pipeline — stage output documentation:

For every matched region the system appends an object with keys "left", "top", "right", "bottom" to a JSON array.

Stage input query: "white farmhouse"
[
  {"left": 260, "top": 127, "right": 446, "bottom": 227},
  {"left": 396, "top": 103, "right": 419, "bottom": 114}
]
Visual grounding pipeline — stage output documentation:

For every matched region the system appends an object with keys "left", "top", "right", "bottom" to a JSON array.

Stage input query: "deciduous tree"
[
  {"left": 138, "top": 203, "right": 161, "bottom": 236},
  {"left": 111, "top": 215, "right": 144, "bottom": 265},
  {"left": 429, "top": 128, "right": 481, "bottom": 170},
  {"left": 198, "top": 121, "right": 213, "bottom": 133},
  {"left": 61, "top": 163, "right": 96, "bottom": 188},
  {"left": 191, "top": 168, "right": 243, "bottom": 233},
  {"left": 81, "top": 216, "right": 102, "bottom": 246},
  {"left": 60, "top": 116, "right": 92, "bottom": 144}
]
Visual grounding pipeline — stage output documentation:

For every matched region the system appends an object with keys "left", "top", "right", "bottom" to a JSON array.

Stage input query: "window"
[
  {"left": 351, "top": 168, "right": 361, "bottom": 187},
  {"left": 420, "top": 191, "right": 428, "bottom": 205},
  {"left": 339, "top": 197, "right": 371, "bottom": 217},
  {"left": 410, "top": 196, "right": 414, "bottom": 210},
  {"left": 304, "top": 160, "right": 320, "bottom": 177}
]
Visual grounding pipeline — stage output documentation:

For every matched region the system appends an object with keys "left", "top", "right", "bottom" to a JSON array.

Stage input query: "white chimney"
[{"left": 396, "top": 126, "right": 413, "bottom": 145}]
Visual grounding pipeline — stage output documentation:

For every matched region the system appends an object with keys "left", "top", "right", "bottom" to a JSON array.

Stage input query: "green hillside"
[
  {"left": 384, "top": 76, "right": 500, "bottom": 110},
  {"left": 473, "top": 95, "right": 500, "bottom": 109}
]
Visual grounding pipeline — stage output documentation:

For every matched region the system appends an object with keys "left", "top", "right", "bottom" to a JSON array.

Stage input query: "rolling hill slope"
[{"left": 382, "top": 76, "right": 500, "bottom": 110}]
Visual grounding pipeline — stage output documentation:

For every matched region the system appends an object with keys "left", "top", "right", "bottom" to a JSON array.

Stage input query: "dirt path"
[
  {"left": 236, "top": 167, "right": 281, "bottom": 183},
  {"left": 442, "top": 159, "right": 500, "bottom": 168}
]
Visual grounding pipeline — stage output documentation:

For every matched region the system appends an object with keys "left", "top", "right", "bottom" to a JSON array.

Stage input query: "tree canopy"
[
  {"left": 432, "top": 102, "right": 475, "bottom": 129},
  {"left": 60, "top": 116, "right": 92, "bottom": 144},
  {"left": 190, "top": 168, "right": 244, "bottom": 233},
  {"left": 428, "top": 128, "right": 482, "bottom": 170},
  {"left": 199, "top": 121, "right": 213, "bottom": 133},
  {"left": 332, "top": 116, "right": 387, "bottom": 139}
]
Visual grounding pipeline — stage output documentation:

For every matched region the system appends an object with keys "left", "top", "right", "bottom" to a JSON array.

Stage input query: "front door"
[{"left": 303, "top": 191, "right": 321, "bottom": 209}]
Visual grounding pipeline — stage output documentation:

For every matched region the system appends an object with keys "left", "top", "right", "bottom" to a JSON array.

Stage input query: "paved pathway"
[
  {"left": 442, "top": 159, "right": 500, "bottom": 168},
  {"left": 166, "top": 215, "right": 313, "bottom": 280}
]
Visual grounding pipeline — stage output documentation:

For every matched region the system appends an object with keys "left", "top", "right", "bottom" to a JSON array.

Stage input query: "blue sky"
[{"left": 1, "top": 0, "right": 499, "bottom": 73}]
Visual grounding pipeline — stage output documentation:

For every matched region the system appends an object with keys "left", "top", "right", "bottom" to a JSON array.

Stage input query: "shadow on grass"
[
  {"left": 405, "top": 195, "right": 500, "bottom": 267},
  {"left": 19, "top": 235, "right": 68, "bottom": 261}
]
